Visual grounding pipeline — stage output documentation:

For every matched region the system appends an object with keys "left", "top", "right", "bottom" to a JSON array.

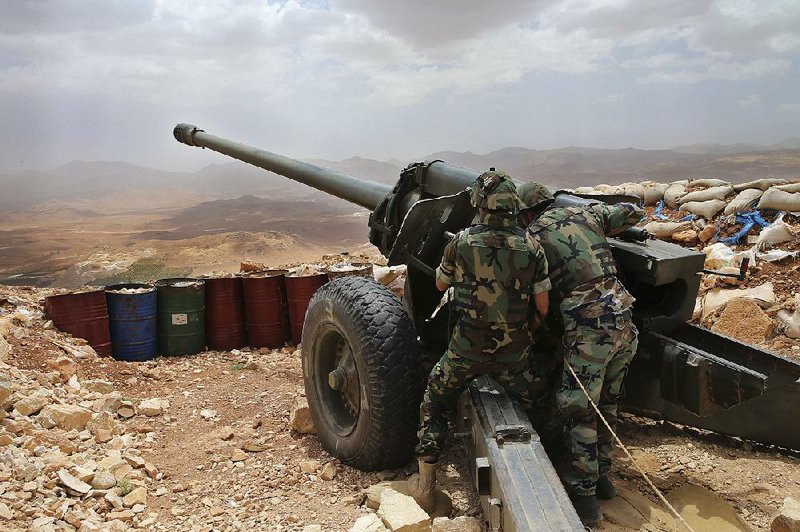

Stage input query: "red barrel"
[
  {"left": 44, "top": 290, "right": 112, "bottom": 357},
  {"left": 285, "top": 273, "right": 328, "bottom": 345},
  {"left": 242, "top": 270, "right": 289, "bottom": 348},
  {"left": 204, "top": 277, "right": 247, "bottom": 351}
]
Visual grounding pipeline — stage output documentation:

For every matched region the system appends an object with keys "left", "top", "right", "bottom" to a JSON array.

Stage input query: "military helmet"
[
  {"left": 470, "top": 169, "right": 520, "bottom": 212},
  {"left": 517, "top": 181, "right": 555, "bottom": 213}
]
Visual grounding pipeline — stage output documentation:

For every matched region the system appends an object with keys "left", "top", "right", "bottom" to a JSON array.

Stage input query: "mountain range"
[{"left": 2, "top": 139, "right": 800, "bottom": 212}]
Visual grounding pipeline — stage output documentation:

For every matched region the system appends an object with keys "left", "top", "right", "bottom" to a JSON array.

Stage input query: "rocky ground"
[{"left": 2, "top": 268, "right": 800, "bottom": 531}]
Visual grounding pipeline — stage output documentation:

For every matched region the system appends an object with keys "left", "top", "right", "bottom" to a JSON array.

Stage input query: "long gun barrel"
[
  {"left": 174, "top": 123, "right": 481, "bottom": 210},
  {"left": 174, "top": 123, "right": 391, "bottom": 210}
]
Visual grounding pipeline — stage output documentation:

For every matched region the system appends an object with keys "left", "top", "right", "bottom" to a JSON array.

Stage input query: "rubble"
[{"left": 377, "top": 488, "right": 431, "bottom": 532}]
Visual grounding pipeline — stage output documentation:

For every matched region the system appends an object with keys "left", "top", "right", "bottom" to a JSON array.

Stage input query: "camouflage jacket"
[
  {"left": 437, "top": 212, "right": 550, "bottom": 326},
  {"left": 525, "top": 203, "right": 643, "bottom": 315}
]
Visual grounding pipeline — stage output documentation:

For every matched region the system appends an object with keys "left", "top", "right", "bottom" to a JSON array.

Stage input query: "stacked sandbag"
[
  {"left": 724, "top": 189, "right": 764, "bottom": 215},
  {"left": 757, "top": 183, "right": 800, "bottom": 211}
]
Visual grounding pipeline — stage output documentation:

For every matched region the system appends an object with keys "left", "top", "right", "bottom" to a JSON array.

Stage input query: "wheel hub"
[{"left": 328, "top": 367, "right": 347, "bottom": 390}]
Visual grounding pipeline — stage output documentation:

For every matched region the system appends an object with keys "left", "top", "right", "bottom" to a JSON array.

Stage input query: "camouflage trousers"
[
  {"left": 415, "top": 322, "right": 534, "bottom": 458},
  {"left": 556, "top": 313, "right": 638, "bottom": 496}
]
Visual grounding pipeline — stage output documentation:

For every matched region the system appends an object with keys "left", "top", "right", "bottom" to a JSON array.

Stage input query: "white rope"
[{"left": 564, "top": 362, "right": 697, "bottom": 532}]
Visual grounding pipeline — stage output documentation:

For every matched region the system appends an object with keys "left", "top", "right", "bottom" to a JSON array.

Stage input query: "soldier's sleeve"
[
  {"left": 590, "top": 203, "right": 645, "bottom": 236},
  {"left": 526, "top": 233, "right": 551, "bottom": 294},
  {"left": 435, "top": 236, "right": 458, "bottom": 287}
]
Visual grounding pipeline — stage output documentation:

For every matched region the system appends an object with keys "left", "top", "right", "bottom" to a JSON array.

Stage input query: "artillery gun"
[{"left": 174, "top": 124, "right": 800, "bottom": 531}]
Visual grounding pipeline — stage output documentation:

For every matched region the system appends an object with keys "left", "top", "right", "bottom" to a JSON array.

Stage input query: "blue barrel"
[{"left": 105, "top": 283, "right": 158, "bottom": 362}]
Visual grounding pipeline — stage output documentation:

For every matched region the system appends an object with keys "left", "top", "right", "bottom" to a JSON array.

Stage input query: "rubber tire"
[{"left": 302, "top": 276, "right": 422, "bottom": 471}]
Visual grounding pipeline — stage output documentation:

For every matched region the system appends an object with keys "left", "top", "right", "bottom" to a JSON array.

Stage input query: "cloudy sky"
[{"left": 1, "top": 0, "right": 799, "bottom": 172}]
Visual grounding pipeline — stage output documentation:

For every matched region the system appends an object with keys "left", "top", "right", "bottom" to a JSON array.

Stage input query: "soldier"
[
  {"left": 408, "top": 170, "right": 550, "bottom": 511},
  {"left": 517, "top": 182, "right": 644, "bottom": 525}
]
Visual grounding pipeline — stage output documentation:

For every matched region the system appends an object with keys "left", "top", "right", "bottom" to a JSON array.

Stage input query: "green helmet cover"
[
  {"left": 517, "top": 181, "right": 555, "bottom": 212},
  {"left": 470, "top": 170, "right": 520, "bottom": 212}
]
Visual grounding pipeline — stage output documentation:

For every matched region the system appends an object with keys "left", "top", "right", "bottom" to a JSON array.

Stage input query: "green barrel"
[{"left": 156, "top": 278, "right": 206, "bottom": 356}]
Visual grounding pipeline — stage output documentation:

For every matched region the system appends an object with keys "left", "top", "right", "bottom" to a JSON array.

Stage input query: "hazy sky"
[{"left": 1, "top": 0, "right": 799, "bottom": 172}]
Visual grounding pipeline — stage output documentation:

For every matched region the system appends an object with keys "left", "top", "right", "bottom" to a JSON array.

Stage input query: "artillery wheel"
[{"left": 302, "top": 276, "right": 422, "bottom": 470}]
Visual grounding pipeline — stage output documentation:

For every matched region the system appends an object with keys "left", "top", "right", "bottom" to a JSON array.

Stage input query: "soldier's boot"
[
  {"left": 569, "top": 493, "right": 601, "bottom": 525},
  {"left": 407, "top": 458, "right": 437, "bottom": 513},
  {"left": 596, "top": 475, "right": 617, "bottom": 500}
]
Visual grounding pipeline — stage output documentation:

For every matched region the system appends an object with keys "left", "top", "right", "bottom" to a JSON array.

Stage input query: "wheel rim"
[{"left": 312, "top": 322, "right": 361, "bottom": 437}]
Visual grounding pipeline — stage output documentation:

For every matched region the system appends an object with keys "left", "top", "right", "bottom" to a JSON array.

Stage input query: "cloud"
[
  {"left": 739, "top": 94, "right": 763, "bottom": 108},
  {"left": 778, "top": 102, "right": 800, "bottom": 115}
]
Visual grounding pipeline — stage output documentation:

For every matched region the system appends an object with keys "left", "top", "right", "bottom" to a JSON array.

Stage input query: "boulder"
[
  {"left": 300, "top": 460, "right": 321, "bottom": 474},
  {"left": 14, "top": 394, "right": 51, "bottom": 416},
  {"left": 702, "top": 282, "right": 776, "bottom": 320},
  {"left": 46, "top": 356, "right": 79, "bottom": 382},
  {"left": 698, "top": 224, "right": 718, "bottom": 243},
  {"left": 38, "top": 404, "right": 92, "bottom": 431},
  {"left": 320, "top": 462, "right": 338, "bottom": 481},
  {"left": 90, "top": 469, "right": 117, "bottom": 490},
  {"left": 137, "top": 398, "right": 163, "bottom": 417},
  {"left": 671, "top": 230, "right": 698, "bottom": 245},
  {"left": 58, "top": 469, "right": 92, "bottom": 495},
  {"left": 377, "top": 488, "right": 431, "bottom": 532},
  {"left": 0, "top": 382, "right": 13, "bottom": 404},
  {"left": 431, "top": 516, "right": 482, "bottom": 532},
  {"left": 772, "top": 497, "right": 800, "bottom": 532},
  {"left": 711, "top": 298, "right": 774, "bottom": 344},
  {"left": 350, "top": 514, "right": 389, "bottom": 532},
  {"left": 123, "top": 486, "right": 147, "bottom": 507},
  {"left": 290, "top": 397, "right": 316, "bottom": 434}
]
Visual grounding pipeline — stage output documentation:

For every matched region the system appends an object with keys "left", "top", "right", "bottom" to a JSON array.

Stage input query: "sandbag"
[
  {"left": 679, "top": 199, "right": 726, "bottom": 219},
  {"left": 733, "top": 178, "right": 787, "bottom": 191},
  {"left": 777, "top": 294, "right": 800, "bottom": 339},
  {"left": 678, "top": 185, "right": 734, "bottom": 205},
  {"left": 755, "top": 214, "right": 798, "bottom": 250},
  {"left": 756, "top": 187, "right": 800, "bottom": 211},
  {"left": 621, "top": 183, "right": 644, "bottom": 200},
  {"left": 691, "top": 178, "right": 730, "bottom": 188},
  {"left": 776, "top": 182, "right": 800, "bottom": 193},
  {"left": 643, "top": 220, "right": 692, "bottom": 239},
  {"left": 593, "top": 184, "right": 615, "bottom": 194},
  {"left": 573, "top": 187, "right": 595, "bottom": 194},
  {"left": 642, "top": 182, "right": 669, "bottom": 206},
  {"left": 723, "top": 188, "right": 763, "bottom": 215},
  {"left": 663, "top": 183, "right": 687, "bottom": 208}
]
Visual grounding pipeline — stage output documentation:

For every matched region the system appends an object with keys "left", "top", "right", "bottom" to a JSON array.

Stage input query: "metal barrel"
[
  {"left": 44, "top": 290, "right": 113, "bottom": 357},
  {"left": 155, "top": 278, "right": 206, "bottom": 356},
  {"left": 105, "top": 284, "right": 158, "bottom": 362},
  {"left": 174, "top": 123, "right": 391, "bottom": 211},
  {"left": 204, "top": 277, "right": 247, "bottom": 351},
  {"left": 285, "top": 274, "right": 328, "bottom": 345},
  {"left": 242, "top": 270, "right": 289, "bottom": 348}
]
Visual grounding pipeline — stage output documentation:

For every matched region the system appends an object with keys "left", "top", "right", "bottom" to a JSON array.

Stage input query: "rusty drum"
[
  {"left": 204, "top": 277, "right": 247, "bottom": 351},
  {"left": 242, "top": 270, "right": 289, "bottom": 348},
  {"left": 44, "top": 290, "right": 113, "bottom": 357},
  {"left": 285, "top": 273, "right": 328, "bottom": 345}
]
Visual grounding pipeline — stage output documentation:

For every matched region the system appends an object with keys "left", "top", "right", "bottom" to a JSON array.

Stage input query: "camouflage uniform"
[
  {"left": 525, "top": 200, "right": 643, "bottom": 496},
  {"left": 415, "top": 173, "right": 550, "bottom": 458}
]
